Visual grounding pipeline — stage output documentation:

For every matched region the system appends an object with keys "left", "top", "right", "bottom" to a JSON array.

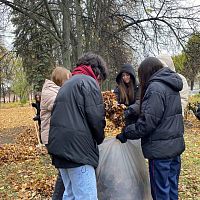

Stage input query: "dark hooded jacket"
[
  {"left": 114, "top": 64, "right": 141, "bottom": 124},
  {"left": 47, "top": 74, "right": 106, "bottom": 168},
  {"left": 196, "top": 104, "right": 200, "bottom": 120},
  {"left": 123, "top": 67, "right": 185, "bottom": 159}
]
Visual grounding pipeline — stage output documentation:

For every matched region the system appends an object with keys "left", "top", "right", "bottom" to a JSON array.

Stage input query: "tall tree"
[
  {"left": 0, "top": 44, "right": 14, "bottom": 103},
  {"left": 11, "top": 57, "right": 30, "bottom": 104},
  {"left": 183, "top": 33, "right": 200, "bottom": 90},
  {"left": 172, "top": 53, "right": 187, "bottom": 74},
  {"left": 12, "top": 0, "right": 56, "bottom": 91}
]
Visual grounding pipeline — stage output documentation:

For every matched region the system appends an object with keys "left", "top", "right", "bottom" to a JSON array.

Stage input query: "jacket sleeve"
[
  {"left": 82, "top": 82, "right": 106, "bottom": 145},
  {"left": 124, "top": 89, "right": 165, "bottom": 140},
  {"left": 41, "top": 92, "right": 58, "bottom": 112},
  {"left": 126, "top": 86, "right": 141, "bottom": 117},
  {"left": 113, "top": 87, "right": 120, "bottom": 103},
  {"left": 47, "top": 94, "right": 58, "bottom": 111},
  {"left": 179, "top": 75, "right": 189, "bottom": 115}
]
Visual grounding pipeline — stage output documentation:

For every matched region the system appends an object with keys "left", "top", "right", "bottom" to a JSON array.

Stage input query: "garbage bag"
[{"left": 96, "top": 138, "right": 152, "bottom": 200}]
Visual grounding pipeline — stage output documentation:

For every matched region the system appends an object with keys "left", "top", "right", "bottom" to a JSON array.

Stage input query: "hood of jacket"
[
  {"left": 42, "top": 79, "right": 60, "bottom": 92},
  {"left": 149, "top": 67, "right": 183, "bottom": 92},
  {"left": 157, "top": 54, "right": 176, "bottom": 71},
  {"left": 116, "top": 64, "right": 137, "bottom": 84}
]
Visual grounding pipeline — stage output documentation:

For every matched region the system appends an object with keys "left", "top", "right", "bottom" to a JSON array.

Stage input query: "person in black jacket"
[
  {"left": 114, "top": 64, "right": 140, "bottom": 125},
  {"left": 195, "top": 103, "right": 200, "bottom": 120},
  {"left": 47, "top": 52, "right": 108, "bottom": 200},
  {"left": 116, "top": 57, "right": 185, "bottom": 200},
  {"left": 32, "top": 92, "right": 41, "bottom": 131}
]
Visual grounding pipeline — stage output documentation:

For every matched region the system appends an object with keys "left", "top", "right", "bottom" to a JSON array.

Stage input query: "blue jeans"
[
  {"left": 59, "top": 165, "right": 97, "bottom": 200},
  {"left": 149, "top": 156, "right": 181, "bottom": 200}
]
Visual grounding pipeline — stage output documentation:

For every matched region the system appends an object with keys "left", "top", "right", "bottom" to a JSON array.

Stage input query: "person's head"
[
  {"left": 116, "top": 64, "right": 136, "bottom": 85},
  {"left": 51, "top": 67, "right": 71, "bottom": 87},
  {"left": 35, "top": 92, "right": 41, "bottom": 102},
  {"left": 138, "top": 57, "right": 164, "bottom": 100},
  {"left": 157, "top": 54, "right": 176, "bottom": 71},
  {"left": 116, "top": 64, "right": 137, "bottom": 105},
  {"left": 76, "top": 52, "right": 108, "bottom": 83}
]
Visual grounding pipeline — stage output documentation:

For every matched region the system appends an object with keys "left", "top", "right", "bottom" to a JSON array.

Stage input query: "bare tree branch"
[
  {"left": 43, "top": 0, "right": 61, "bottom": 39},
  {"left": 0, "top": 0, "right": 62, "bottom": 43}
]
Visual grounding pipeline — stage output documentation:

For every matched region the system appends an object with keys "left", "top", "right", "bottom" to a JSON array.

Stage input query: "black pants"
[{"left": 52, "top": 171, "right": 65, "bottom": 200}]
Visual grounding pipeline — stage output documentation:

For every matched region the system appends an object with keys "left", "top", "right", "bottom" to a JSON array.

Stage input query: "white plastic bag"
[{"left": 96, "top": 138, "right": 152, "bottom": 200}]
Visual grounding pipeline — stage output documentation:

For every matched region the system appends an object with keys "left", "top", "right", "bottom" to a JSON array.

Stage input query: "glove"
[
  {"left": 32, "top": 103, "right": 36, "bottom": 108},
  {"left": 33, "top": 115, "right": 40, "bottom": 121},
  {"left": 116, "top": 133, "right": 127, "bottom": 143}
]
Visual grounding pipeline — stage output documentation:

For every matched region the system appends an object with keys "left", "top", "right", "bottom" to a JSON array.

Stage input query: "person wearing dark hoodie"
[
  {"left": 32, "top": 92, "right": 41, "bottom": 132},
  {"left": 47, "top": 52, "right": 108, "bottom": 200},
  {"left": 195, "top": 104, "right": 200, "bottom": 120},
  {"left": 116, "top": 57, "right": 185, "bottom": 200},
  {"left": 114, "top": 64, "right": 140, "bottom": 125}
]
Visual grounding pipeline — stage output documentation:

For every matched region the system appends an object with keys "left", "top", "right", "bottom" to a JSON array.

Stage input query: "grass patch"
[
  {"left": 0, "top": 155, "right": 57, "bottom": 199},
  {"left": 0, "top": 102, "right": 32, "bottom": 109}
]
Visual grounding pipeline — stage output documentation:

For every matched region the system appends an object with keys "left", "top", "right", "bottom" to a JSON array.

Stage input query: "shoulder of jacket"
[
  {"left": 147, "top": 82, "right": 165, "bottom": 95},
  {"left": 73, "top": 75, "right": 99, "bottom": 93}
]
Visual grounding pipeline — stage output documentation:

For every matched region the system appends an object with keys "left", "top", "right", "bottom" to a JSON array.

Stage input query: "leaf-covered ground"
[{"left": 0, "top": 105, "right": 200, "bottom": 199}]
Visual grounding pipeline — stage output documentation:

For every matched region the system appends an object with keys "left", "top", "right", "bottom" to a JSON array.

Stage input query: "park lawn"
[
  {"left": 179, "top": 130, "right": 200, "bottom": 199},
  {"left": 0, "top": 105, "right": 200, "bottom": 199}
]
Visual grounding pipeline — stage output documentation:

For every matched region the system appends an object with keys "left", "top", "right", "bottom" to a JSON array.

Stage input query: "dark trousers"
[
  {"left": 52, "top": 171, "right": 65, "bottom": 200},
  {"left": 149, "top": 156, "right": 181, "bottom": 200}
]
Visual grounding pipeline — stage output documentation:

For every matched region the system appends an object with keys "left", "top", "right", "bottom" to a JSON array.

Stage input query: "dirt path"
[{"left": 0, "top": 106, "right": 35, "bottom": 145}]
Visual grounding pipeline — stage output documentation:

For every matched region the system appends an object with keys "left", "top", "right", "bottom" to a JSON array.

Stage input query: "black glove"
[
  {"left": 32, "top": 103, "right": 36, "bottom": 108},
  {"left": 116, "top": 133, "right": 127, "bottom": 143},
  {"left": 33, "top": 115, "right": 40, "bottom": 121}
]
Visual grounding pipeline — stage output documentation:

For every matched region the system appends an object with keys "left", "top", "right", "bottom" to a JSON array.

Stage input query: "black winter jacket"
[
  {"left": 32, "top": 101, "right": 40, "bottom": 116},
  {"left": 123, "top": 67, "right": 185, "bottom": 159},
  {"left": 47, "top": 74, "right": 106, "bottom": 168},
  {"left": 195, "top": 104, "right": 200, "bottom": 120}
]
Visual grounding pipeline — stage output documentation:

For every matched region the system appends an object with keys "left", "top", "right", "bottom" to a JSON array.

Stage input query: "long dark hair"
[
  {"left": 118, "top": 75, "right": 135, "bottom": 105},
  {"left": 138, "top": 57, "right": 164, "bottom": 104}
]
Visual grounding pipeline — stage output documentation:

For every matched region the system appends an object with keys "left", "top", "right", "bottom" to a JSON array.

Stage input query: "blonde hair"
[{"left": 51, "top": 67, "right": 71, "bottom": 86}]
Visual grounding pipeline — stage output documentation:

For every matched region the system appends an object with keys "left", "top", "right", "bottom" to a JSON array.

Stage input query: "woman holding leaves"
[
  {"left": 96, "top": 64, "right": 151, "bottom": 200},
  {"left": 114, "top": 63, "right": 140, "bottom": 125}
]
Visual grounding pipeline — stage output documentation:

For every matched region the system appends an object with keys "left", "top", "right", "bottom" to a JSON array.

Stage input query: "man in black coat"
[{"left": 47, "top": 52, "right": 108, "bottom": 199}]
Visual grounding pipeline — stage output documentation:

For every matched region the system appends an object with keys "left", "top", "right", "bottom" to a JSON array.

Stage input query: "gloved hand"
[
  {"left": 33, "top": 115, "right": 40, "bottom": 121},
  {"left": 116, "top": 133, "right": 127, "bottom": 143},
  {"left": 32, "top": 103, "right": 36, "bottom": 108}
]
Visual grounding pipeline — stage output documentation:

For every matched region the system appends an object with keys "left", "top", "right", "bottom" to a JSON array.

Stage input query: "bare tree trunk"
[
  {"left": 8, "top": 90, "right": 11, "bottom": 102},
  {"left": 75, "top": 0, "right": 83, "bottom": 58},
  {"left": 85, "top": 0, "right": 94, "bottom": 51},
  {"left": 191, "top": 80, "right": 194, "bottom": 90},
  {"left": 60, "top": 0, "right": 71, "bottom": 69},
  {"left": 13, "top": 94, "right": 16, "bottom": 102}
]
